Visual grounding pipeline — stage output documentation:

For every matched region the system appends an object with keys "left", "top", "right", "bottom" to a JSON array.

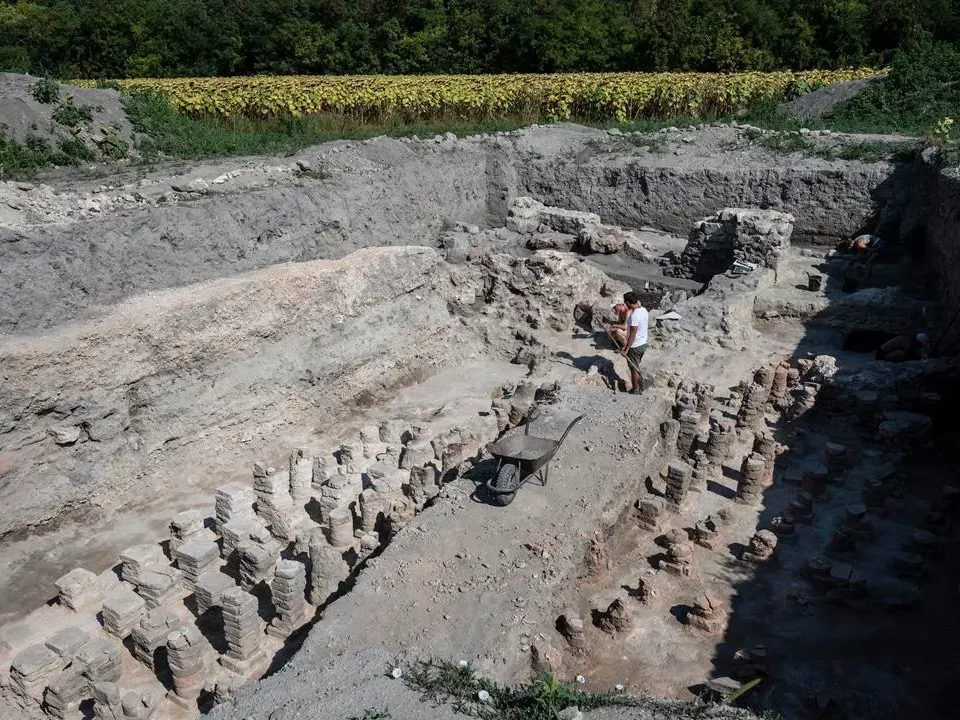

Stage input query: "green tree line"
[{"left": 1, "top": 0, "right": 959, "bottom": 78}]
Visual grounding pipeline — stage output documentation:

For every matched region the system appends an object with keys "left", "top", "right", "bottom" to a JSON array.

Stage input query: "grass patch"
[
  {"left": 629, "top": 135, "right": 668, "bottom": 153},
  {"left": 756, "top": 132, "right": 815, "bottom": 155},
  {"left": 731, "top": 43, "right": 960, "bottom": 141},
  {"left": 729, "top": 126, "right": 923, "bottom": 163},
  {"left": 827, "top": 42, "right": 960, "bottom": 136},
  {"left": 402, "top": 659, "right": 776, "bottom": 720},
  {"left": 125, "top": 90, "right": 707, "bottom": 163},
  {"left": 124, "top": 90, "right": 526, "bottom": 161},
  {"left": 405, "top": 660, "right": 640, "bottom": 720},
  {"left": 349, "top": 711, "right": 392, "bottom": 720},
  {"left": 52, "top": 98, "right": 95, "bottom": 128},
  {"left": 0, "top": 131, "right": 99, "bottom": 179},
  {"left": 829, "top": 140, "right": 921, "bottom": 163}
]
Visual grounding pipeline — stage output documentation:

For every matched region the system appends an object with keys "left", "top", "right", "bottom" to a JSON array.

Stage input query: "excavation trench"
[{"left": 0, "top": 126, "right": 958, "bottom": 720}]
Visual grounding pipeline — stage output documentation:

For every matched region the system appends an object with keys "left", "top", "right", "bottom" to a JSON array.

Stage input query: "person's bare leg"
[{"left": 630, "top": 367, "right": 641, "bottom": 393}]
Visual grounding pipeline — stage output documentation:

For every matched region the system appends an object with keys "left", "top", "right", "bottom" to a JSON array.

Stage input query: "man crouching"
[{"left": 605, "top": 291, "right": 649, "bottom": 394}]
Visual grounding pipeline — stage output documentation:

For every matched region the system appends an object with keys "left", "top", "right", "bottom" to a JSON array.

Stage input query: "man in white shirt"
[{"left": 607, "top": 291, "right": 648, "bottom": 394}]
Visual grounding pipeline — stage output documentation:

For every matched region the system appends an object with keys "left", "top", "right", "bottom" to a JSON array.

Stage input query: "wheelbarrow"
[{"left": 483, "top": 412, "right": 584, "bottom": 506}]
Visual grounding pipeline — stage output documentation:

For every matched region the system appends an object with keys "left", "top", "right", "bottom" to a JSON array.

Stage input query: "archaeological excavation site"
[{"left": 1, "top": 122, "right": 960, "bottom": 720}]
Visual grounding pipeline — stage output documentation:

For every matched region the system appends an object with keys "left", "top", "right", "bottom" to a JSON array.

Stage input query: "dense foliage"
[
  {"left": 92, "top": 69, "right": 877, "bottom": 121},
  {"left": 1, "top": 0, "right": 958, "bottom": 79},
  {"left": 827, "top": 41, "right": 960, "bottom": 134}
]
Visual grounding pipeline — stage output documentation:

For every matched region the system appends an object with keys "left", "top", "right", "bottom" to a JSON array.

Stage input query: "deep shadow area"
[
  {"left": 711, "top": 237, "right": 960, "bottom": 720},
  {"left": 669, "top": 604, "right": 692, "bottom": 625}
]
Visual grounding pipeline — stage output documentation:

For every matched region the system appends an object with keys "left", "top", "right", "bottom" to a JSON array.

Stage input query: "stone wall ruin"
[{"left": 666, "top": 208, "right": 795, "bottom": 281}]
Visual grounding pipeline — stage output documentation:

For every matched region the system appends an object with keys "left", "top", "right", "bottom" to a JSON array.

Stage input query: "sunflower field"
[{"left": 84, "top": 69, "right": 882, "bottom": 123}]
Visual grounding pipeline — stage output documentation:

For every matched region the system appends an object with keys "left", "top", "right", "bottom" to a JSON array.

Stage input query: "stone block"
[
  {"left": 55, "top": 568, "right": 101, "bottom": 612},
  {"left": 44, "top": 627, "right": 91, "bottom": 659},
  {"left": 102, "top": 586, "right": 147, "bottom": 639},
  {"left": 119, "top": 544, "right": 168, "bottom": 585},
  {"left": 135, "top": 566, "right": 182, "bottom": 609},
  {"left": 379, "top": 419, "right": 412, "bottom": 444},
  {"left": 214, "top": 482, "right": 256, "bottom": 527},
  {"left": 75, "top": 639, "right": 122, "bottom": 683}
]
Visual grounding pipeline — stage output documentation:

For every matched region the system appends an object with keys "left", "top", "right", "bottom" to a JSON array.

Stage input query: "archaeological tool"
[
  {"left": 604, "top": 326, "right": 643, "bottom": 375},
  {"left": 484, "top": 412, "right": 584, "bottom": 507}
]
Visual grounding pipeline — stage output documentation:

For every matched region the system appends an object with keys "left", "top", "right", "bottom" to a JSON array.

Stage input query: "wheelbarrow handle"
[{"left": 555, "top": 415, "right": 585, "bottom": 451}]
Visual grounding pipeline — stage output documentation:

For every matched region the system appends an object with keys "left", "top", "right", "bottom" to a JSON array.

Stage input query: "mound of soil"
[
  {"left": 782, "top": 76, "right": 882, "bottom": 119},
  {"left": 0, "top": 72, "right": 137, "bottom": 159}
]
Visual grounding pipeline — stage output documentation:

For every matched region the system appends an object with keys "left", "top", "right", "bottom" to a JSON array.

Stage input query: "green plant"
[
  {"left": 827, "top": 42, "right": 960, "bottom": 135},
  {"left": 349, "top": 710, "right": 392, "bottom": 720},
  {"left": 295, "top": 166, "right": 332, "bottom": 180},
  {"left": 628, "top": 134, "right": 668, "bottom": 153},
  {"left": 56, "top": 136, "right": 95, "bottom": 162},
  {"left": 757, "top": 132, "right": 814, "bottom": 155},
  {"left": 30, "top": 77, "right": 60, "bottom": 104},
  {"left": 933, "top": 116, "right": 955, "bottom": 142},
  {"left": 94, "top": 126, "right": 129, "bottom": 160},
  {"left": 52, "top": 97, "right": 94, "bottom": 128},
  {"left": 404, "top": 660, "right": 636, "bottom": 720},
  {"left": 122, "top": 89, "right": 526, "bottom": 161},
  {"left": 0, "top": 131, "right": 94, "bottom": 178},
  {"left": 830, "top": 140, "right": 920, "bottom": 163}
]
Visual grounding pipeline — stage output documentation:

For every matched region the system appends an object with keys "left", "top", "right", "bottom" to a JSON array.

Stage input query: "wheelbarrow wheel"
[{"left": 491, "top": 463, "right": 522, "bottom": 506}]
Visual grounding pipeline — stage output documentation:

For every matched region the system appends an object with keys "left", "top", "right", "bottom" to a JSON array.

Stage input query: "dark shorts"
[{"left": 626, "top": 344, "right": 647, "bottom": 368}]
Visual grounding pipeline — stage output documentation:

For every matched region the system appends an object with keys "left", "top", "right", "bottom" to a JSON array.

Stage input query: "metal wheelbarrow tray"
[{"left": 483, "top": 413, "right": 584, "bottom": 506}]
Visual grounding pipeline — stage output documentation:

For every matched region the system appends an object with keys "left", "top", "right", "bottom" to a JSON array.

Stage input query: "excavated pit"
[{"left": 1, "top": 125, "right": 959, "bottom": 720}]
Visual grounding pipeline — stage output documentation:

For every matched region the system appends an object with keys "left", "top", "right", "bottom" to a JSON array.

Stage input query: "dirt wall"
[
  {"left": 0, "top": 139, "right": 490, "bottom": 334},
  {"left": 0, "top": 126, "right": 916, "bottom": 336},
  {"left": 0, "top": 247, "right": 474, "bottom": 536},
  {"left": 517, "top": 155, "right": 896, "bottom": 245}
]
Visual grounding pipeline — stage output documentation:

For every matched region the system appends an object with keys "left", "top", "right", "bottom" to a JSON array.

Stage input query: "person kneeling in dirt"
[
  {"left": 840, "top": 233, "right": 885, "bottom": 281},
  {"left": 876, "top": 332, "right": 931, "bottom": 362},
  {"left": 605, "top": 292, "right": 648, "bottom": 394},
  {"left": 608, "top": 302, "right": 630, "bottom": 348}
]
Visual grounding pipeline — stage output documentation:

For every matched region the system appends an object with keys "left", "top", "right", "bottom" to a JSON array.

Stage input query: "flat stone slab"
[
  {"left": 44, "top": 627, "right": 91, "bottom": 658},
  {"left": 12, "top": 643, "right": 59, "bottom": 677}
]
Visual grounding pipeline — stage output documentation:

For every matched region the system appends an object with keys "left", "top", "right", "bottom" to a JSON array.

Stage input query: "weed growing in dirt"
[
  {"left": 52, "top": 98, "right": 95, "bottom": 128},
  {"left": 756, "top": 132, "right": 815, "bottom": 155},
  {"left": 349, "top": 710, "right": 392, "bottom": 720},
  {"left": 57, "top": 136, "right": 95, "bottom": 162},
  {"left": 404, "top": 659, "right": 779, "bottom": 720},
  {"left": 0, "top": 131, "right": 97, "bottom": 179},
  {"left": 829, "top": 140, "right": 920, "bottom": 163},
  {"left": 404, "top": 660, "right": 639, "bottom": 719},
  {"left": 30, "top": 77, "right": 60, "bottom": 104},
  {"left": 628, "top": 134, "right": 668, "bottom": 153},
  {"left": 736, "top": 127, "right": 921, "bottom": 163},
  {"left": 295, "top": 166, "right": 333, "bottom": 181}
]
